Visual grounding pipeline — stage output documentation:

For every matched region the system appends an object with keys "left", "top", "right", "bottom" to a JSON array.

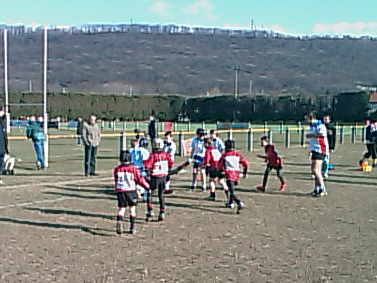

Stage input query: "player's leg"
[
  {"left": 191, "top": 164, "right": 198, "bottom": 190},
  {"left": 218, "top": 176, "right": 229, "bottom": 202},
  {"left": 157, "top": 177, "right": 166, "bottom": 221},
  {"left": 257, "top": 166, "right": 271, "bottom": 192},
  {"left": 200, "top": 166, "right": 207, "bottom": 191},
  {"left": 276, "top": 167, "right": 286, "bottom": 191},
  {"left": 145, "top": 177, "right": 155, "bottom": 221},
  {"left": 116, "top": 192, "right": 127, "bottom": 234}
]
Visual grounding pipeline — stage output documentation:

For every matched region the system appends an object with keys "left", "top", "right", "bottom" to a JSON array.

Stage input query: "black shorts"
[
  {"left": 150, "top": 176, "right": 167, "bottom": 191},
  {"left": 117, "top": 191, "right": 138, "bottom": 208},
  {"left": 209, "top": 168, "right": 224, "bottom": 179},
  {"left": 311, "top": 151, "right": 326, "bottom": 161}
]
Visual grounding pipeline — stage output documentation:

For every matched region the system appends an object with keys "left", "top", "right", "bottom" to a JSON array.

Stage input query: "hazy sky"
[{"left": 1, "top": 0, "right": 377, "bottom": 34}]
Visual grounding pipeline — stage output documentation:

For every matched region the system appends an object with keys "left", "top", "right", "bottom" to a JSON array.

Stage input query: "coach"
[{"left": 82, "top": 114, "right": 101, "bottom": 176}]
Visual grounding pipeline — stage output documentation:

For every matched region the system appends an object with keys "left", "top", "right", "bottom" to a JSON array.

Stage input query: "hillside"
[{"left": 1, "top": 29, "right": 377, "bottom": 96}]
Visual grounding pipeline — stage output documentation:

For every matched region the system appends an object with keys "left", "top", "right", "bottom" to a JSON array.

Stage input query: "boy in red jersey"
[
  {"left": 256, "top": 135, "right": 286, "bottom": 192},
  {"left": 144, "top": 138, "right": 174, "bottom": 221},
  {"left": 113, "top": 150, "right": 149, "bottom": 235},
  {"left": 203, "top": 138, "right": 229, "bottom": 201},
  {"left": 218, "top": 140, "right": 249, "bottom": 214}
]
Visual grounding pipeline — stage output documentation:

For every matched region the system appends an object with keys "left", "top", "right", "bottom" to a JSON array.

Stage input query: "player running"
[
  {"left": 218, "top": 140, "right": 249, "bottom": 214},
  {"left": 359, "top": 119, "right": 377, "bottom": 168},
  {"left": 203, "top": 138, "right": 229, "bottom": 201},
  {"left": 113, "top": 150, "right": 149, "bottom": 235},
  {"left": 144, "top": 138, "right": 174, "bottom": 222},
  {"left": 209, "top": 129, "right": 225, "bottom": 152},
  {"left": 256, "top": 135, "right": 286, "bottom": 192}
]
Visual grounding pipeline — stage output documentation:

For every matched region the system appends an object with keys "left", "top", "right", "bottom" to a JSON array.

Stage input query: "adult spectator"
[
  {"left": 0, "top": 106, "right": 9, "bottom": 184},
  {"left": 82, "top": 114, "right": 101, "bottom": 176},
  {"left": 76, "top": 117, "right": 83, "bottom": 146},
  {"left": 322, "top": 113, "right": 336, "bottom": 177},
  {"left": 26, "top": 116, "right": 45, "bottom": 170},
  {"left": 148, "top": 114, "right": 157, "bottom": 148}
]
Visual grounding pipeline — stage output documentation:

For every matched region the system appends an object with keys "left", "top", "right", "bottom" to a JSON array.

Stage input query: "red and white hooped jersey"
[
  {"left": 204, "top": 145, "right": 222, "bottom": 169},
  {"left": 218, "top": 150, "right": 249, "bottom": 181},
  {"left": 113, "top": 164, "right": 149, "bottom": 192},
  {"left": 308, "top": 120, "right": 329, "bottom": 155},
  {"left": 145, "top": 151, "right": 174, "bottom": 177}
]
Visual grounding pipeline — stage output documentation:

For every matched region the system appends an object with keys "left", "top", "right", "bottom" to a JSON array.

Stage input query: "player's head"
[
  {"left": 224, "top": 139, "right": 235, "bottom": 151},
  {"left": 371, "top": 119, "right": 377, "bottom": 126},
  {"left": 88, "top": 114, "right": 97, "bottom": 125},
  {"left": 322, "top": 113, "right": 332, "bottom": 123},
  {"left": 164, "top": 131, "right": 173, "bottom": 142},
  {"left": 130, "top": 138, "right": 138, "bottom": 148},
  {"left": 209, "top": 129, "right": 216, "bottom": 139},
  {"left": 119, "top": 150, "right": 132, "bottom": 164},
  {"left": 304, "top": 111, "right": 317, "bottom": 124},
  {"left": 153, "top": 138, "right": 164, "bottom": 151},
  {"left": 260, "top": 135, "right": 270, "bottom": 147},
  {"left": 203, "top": 138, "right": 212, "bottom": 148},
  {"left": 196, "top": 128, "right": 205, "bottom": 139}
]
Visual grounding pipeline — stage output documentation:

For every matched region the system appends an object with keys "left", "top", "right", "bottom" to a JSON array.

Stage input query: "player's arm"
[
  {"left": 135, "top": 168, "right": 149, "bottom": 189},
  {"left": 240, "top": 155, "right": 249, "bottom": 179}
]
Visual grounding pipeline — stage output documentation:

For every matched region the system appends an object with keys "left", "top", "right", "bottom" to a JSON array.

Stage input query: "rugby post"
[{"left": 43, "top": 27, "right": 49, "bottom": 167}]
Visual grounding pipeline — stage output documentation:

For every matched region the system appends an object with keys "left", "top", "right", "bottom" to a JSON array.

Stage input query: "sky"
[{"left": 1, "top": 0, "right": 377, "bottom": 35}]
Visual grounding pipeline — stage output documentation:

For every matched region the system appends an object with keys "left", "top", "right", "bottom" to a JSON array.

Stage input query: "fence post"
[
  {"left": 187, "top": 121, "right": 191, "bottom": 132},
  {"left": 264, "top": 121, "right": 267, "bottom": 133},
  {"left": 101, "top": 120, "right": 105, "bottom": 130},
  {"left": 267, "top": 128, "right": 273, "bottom": 144},
  {"left": 247, "top": 128, "right": 253, "bottom": 152},
  {"left": 178, "top": 131, "right": 184, "bottom": 157},
  {"left": 339, "top": 126, "right": 344, "bottom": 144},
  {"left": 227, "top": 128, "right": 233, "bottom": 140},
  {"left": 300, "top": 127, "right": 305, "bottom": 147},
  {"left": 351, "top": 126, "right": 356, "bottom": 144},
  {"left": 285, "top": 127, "right": 290, "bottom": 148},
  {"left": 119, "top": 131, "right": 127, "bottom": 158},
  {"left": 279, "top": 121, "right": 283, "bottom": 134},
  {"left": 361, "top": 125, "right": 365, "bottom": 142},
  {"left": 297, "top": 121, "right": 301, "bottom": 133},
  {"left": 202, "top": 120, "right": 205, "bottom": 130},
  {"left": 111, "top": 121, "right": 115, "bottom": 131},
  {"left": 174, "top": 121, "right": 177, "bottom": 132},
  {"left": 123, "top": 121, "right": 126, "bottom": 131}
]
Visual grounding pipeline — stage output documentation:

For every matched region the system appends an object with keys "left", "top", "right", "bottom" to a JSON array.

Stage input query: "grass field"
[{"left": 0, "top": 133, "right": 376, "bottom": 282}]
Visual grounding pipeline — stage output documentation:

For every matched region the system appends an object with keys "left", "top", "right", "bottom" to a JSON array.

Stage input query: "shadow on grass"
[
  {"left": 46, "top": 185, "right": 115, "bottom": 195},
  {"left": 23, "top": 207, "right": 145, "bottom": 224},
  {"left": 295, "top": 177, "right": 377, "bottom": 187},
  {"left": 43, "top": 191, "right": 115, "bottom": 201},
  {"left": 0, "top": 217, "right": 113, "bottom": 237}
]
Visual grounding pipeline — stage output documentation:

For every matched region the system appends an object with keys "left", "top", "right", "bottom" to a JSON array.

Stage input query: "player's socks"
[
  {"left": 117, "top": 215, "right": 123, "bottom": 222},
  {"left": 129, "top": 216, "right": 136, "bottom": 233}
]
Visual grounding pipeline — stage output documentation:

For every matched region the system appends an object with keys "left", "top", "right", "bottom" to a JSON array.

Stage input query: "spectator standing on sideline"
[
  {"left": 82, "top": 114, "right": 101, "bottom": 176},
  {"left": 76, "top": 117, "right": 83, "bottom": 146},
  {"left": 26, "top": 116, "right": 45, "bottom": 170},
  {"left": 0, "top": 106, "right": 9, "bottom": 184},
  {"left": 148, "top": 114, "right": 157, "bottom": 148}
]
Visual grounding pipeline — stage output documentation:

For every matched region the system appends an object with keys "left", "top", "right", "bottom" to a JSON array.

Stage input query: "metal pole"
[
  {"left": 42, "top": 28, "right": 49, "bottom": 167},
  {"left": 178, "top": 131, "right": 184, "bottom": 157},
  {"left": 247, "top": 128, "right": 253, "bottom": 152},
  {"left": 285, "top": 127, "right": 290, "bottom": 148},
  {"left": 3, "top": 30, "right": 10, "bottom": 134},
  {"left": 361, "top": 125, "right": 365, "bottom": 142},
  {"left": 351, "top": 126, "right": 355, "bottom": 144},
  {"left": 234, "top": 66, "right": 240, "bottom": 99},
  {"left": 300, "top": 127, "right": 305, "bottom": 147},
  {"left": 339, "top": 126, "right": 344, "bottom": 144},
  {"left": 267, "top": 128, "right": 273, "bottom": 144}
]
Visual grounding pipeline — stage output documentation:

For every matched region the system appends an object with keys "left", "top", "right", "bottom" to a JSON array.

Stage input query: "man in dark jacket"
[
  {"left": 359, "top": 119, "right": 377, "bottom": 167},
  {"left": 322, "top": 113, "right": 336, "bottom": 177},
  {"left": 148, "top": 114, "right": 157, "bottom": 148},
  {"left": 76, "top": 117, "right": 83, "bottom": 146},
  {"left": 0, "top": 106, "right": 9, "bottom": 184},
  {"left": 26, "top": 116, "right": 45, "bottom": 170}
]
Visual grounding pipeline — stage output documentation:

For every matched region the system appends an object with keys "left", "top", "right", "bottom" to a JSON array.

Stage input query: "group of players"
[{"left": 112, "top": 127, "right": 286, "bottom": 235}]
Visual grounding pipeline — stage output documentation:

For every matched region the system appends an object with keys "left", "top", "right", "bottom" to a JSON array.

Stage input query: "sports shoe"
[
  {"left": 202, "top": 187, "right": 207, "bottom": 192},
  {"left": 145, "top": 212, "right": 153, "bottom": 222},
  {"left": 164, "top": 189, "right": 174, "bottom": 194},
  {"left": 225, "top": 202, "right": 235, "bottom": 209},
  {"left": 36, "top": 161, "right": 41, "bottom": 170},
  {"left": 116, "top": 221, "right": 123, "bottom": 234},
  {"left": 278, "top": 183, "right": 286, "bottom": 192},
  {"left": 256, "top": 185, "right": 265, "bottom": 193},
  {"left": 311, "top": 191, "right": 318, "bottom": 197},
  {"left": 236, "top": 202, "right": 245, "bottom": 214},
  {"left": 128, "top": 229, "right": 137, "bottom": 235},
  {"left": 323, "top": 173, "right": 329, "bottom": 179},
  {"left": 158, "top": 212, "right": 165, "bottom": 222},
  {"left": 204, "top": 194, "right": 215, "bottom": 201}
]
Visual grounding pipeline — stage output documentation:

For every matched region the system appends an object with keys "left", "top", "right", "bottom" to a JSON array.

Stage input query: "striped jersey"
[
  {"left": 204, "top": 145, "right": 222, "bottom": 169},
  {"left": 129, "top": 146, "right": 150, "bottom": 170},
  {"left": 307, "top": 120, "right": 329, "bottom": 154},
  {"left": 212, "top": 137, "right": 225, "bottom": 152},
  {"left": 113, "top": 163, "right": 149, "bottom": 192},
  {"left": 163, "top": 141, "right": 177, "bottom": 161},
  {"left": 218, "top": 150, "right": 249, "bottom": 181},
  {"left": 145, "top": 151, "right": 174, "bottom": 177},
  {"left": 191, "top": 137, "right": 205, "bottom": 157}
]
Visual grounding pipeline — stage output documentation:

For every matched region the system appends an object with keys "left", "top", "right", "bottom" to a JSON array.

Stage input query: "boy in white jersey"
[
  {"left": 190, "top": 128, "right": 207, "bottom": 191},
  {"left": 163, "top": 131, "right": 176, "bottom": 194},
  {"left": 305, "top": 112, "right": 329, "bottom": 197}
]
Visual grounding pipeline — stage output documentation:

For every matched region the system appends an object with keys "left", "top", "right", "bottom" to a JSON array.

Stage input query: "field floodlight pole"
[
  {"left": 43, "top": 27, "right": 49, "bottom": 167},
  {"left": 3, "top": 29, "right": 10, "bottom": 134}
]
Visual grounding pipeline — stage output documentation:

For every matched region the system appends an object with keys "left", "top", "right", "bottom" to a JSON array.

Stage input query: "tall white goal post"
[{"left": 2, "top": 28, "right": 49, "bottom": 167}]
